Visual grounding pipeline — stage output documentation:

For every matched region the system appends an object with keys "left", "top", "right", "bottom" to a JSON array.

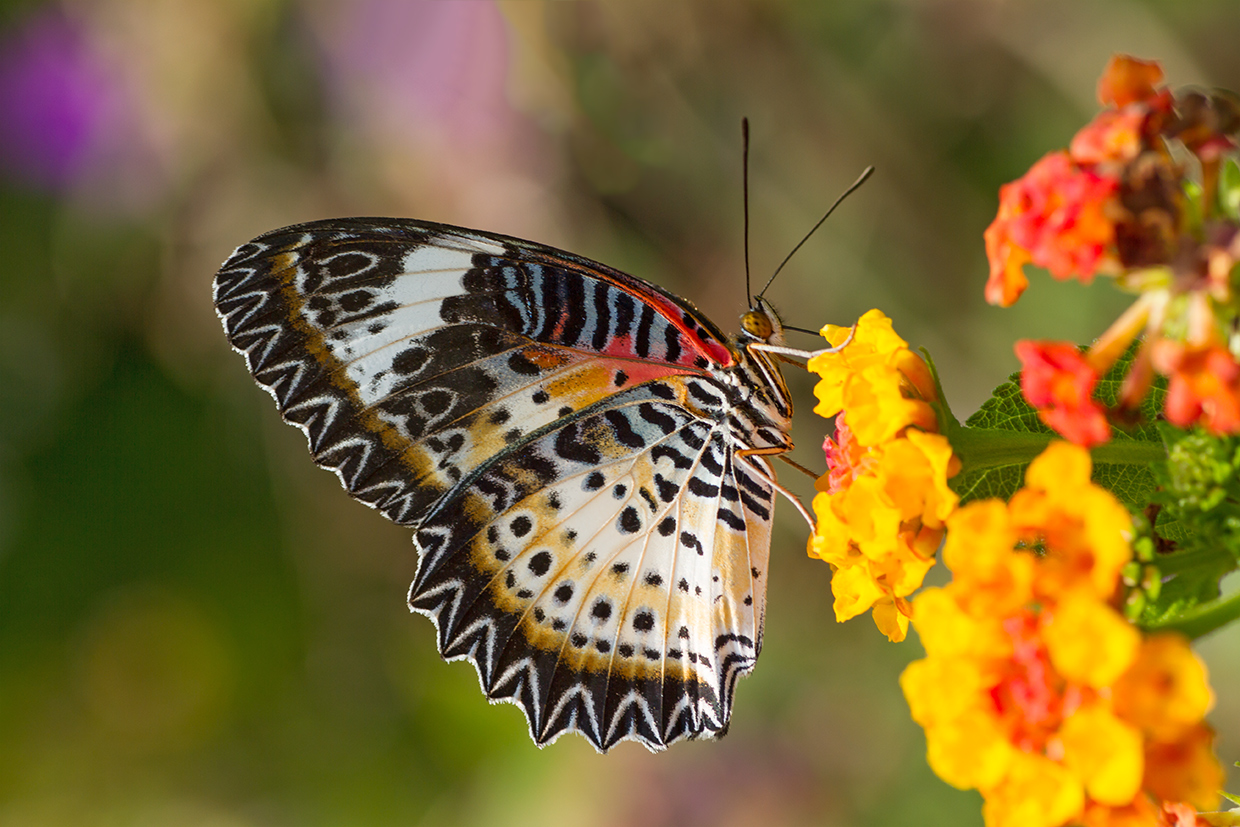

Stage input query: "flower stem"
[
  {"left": 947, "top": 425, "right": 1166, "bottom": 476},
  {"left": 1089, "top": 438, "right": 1169, "bottom": 465},
  {"left": 1142, "top": 588, "right": 1240, "bottom": 639}
]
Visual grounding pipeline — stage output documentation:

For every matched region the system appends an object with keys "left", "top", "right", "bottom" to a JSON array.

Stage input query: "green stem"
[
  {"left": 945, "top": 424, "right": 1166, "bottom": 476},
  {"left": 1141, "top": 589, "right": 1240, "bottom": 639},
  {"left": 1090, "top": 438, "right": 1169, "bottom": 465}
]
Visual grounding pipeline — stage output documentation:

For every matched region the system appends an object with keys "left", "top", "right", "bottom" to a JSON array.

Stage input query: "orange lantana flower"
[
  {"left": 1097, "top": 55, "right": 1166, "bottom": 109},
  {"left": 901, "top": 443, "right": 1222, "bottom": 827},
  {"left": 1152, "top": 341, "right": 1240, "bottom": 436}
]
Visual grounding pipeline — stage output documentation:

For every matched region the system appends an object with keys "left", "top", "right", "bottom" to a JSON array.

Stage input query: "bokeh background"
[{"left": 1, "top": 1, "right": 1238, "bottom": 825}]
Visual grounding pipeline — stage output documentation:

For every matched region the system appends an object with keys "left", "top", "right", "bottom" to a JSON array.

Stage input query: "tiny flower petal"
[
  {"left": 926, "top": 708, "right": 1018, "bottom": 792},
  {"left": 1143, "top": 723, "right": 1224, "bottom": 812},
  {"left": 871, "top": 595, "right": 913, "bottom": 642},
  {"left": 1043, "top": 595, "right": 1140, "bottom": 688},
  {"left": 828, "top": 561, "right": 886, "bottom": 623},
  {"left": 1114, "top": 635, "right": 1215, "bottom": 742},
  {"left": 1080, "top": 796, "right": 1165, "bottom": 827},
  {"left": 985, "top": 182, "right": 1035, "bottom": 307},
  {"left": 1070, "top": 107, "right": 1149, "bottom": 165},
  {"left": 981, "top": 751, "right": 1085, "bottom": 827},
  {"left": 1097, "top": 55, "right": 1164, "bottom": 108},
  {"left": 841, "top": 363, "right": 938, "bottom": 446},
  {"left": 1060, "top": 704, "right": 1145, "bottom": 805},
  {"left": 1154, "top": 342, "right": 1240, "bottom": 436},
  {"left": 1010, "top": 442, "right": 1133, "bottom": 599},
  {"left": 900, "top": 429, "right": 962, "bottom": 526},
  {"left": 811, "top": 311, "right": 938, "bottom": 446},
  {"left": 821, "top": 415, "right": 864, "bottom": 494},
  {"left": 811, "top": 309, "right": 913, "bottom": 419},
  {"left": 942, "top": 499, "right": 1035, "bottom": 616}
]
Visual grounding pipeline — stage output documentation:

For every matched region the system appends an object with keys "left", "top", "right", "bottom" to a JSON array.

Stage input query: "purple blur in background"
[
  {"left": 0, "top": 10, "right": 125, "bottom": 188},
  {"left": 316, "top": 0, "right": 516, "bottom": 146}
]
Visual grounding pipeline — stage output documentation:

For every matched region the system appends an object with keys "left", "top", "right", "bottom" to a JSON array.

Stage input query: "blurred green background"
[{"left": 1, "top": 1, "right": 1237, "bottom": 825}]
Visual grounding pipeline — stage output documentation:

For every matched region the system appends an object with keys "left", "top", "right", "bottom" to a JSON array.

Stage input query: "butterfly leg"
[
  {"left": 735, "top": 448, "right": 816, "bottom": 531},
  {"left": 776, "top": 454, "right": 820, "bottom": 480}
]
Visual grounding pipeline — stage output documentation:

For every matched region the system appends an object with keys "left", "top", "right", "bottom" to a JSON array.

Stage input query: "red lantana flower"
[
  {"left": 1015, "top": 340, "right": 1111, "bottom": 447},
  {"left": 1152, "top": 341, "right": 1240, "bottom": 435},
  {"left": 985, "top": 153, "right": 1120, "bottom": 307}
]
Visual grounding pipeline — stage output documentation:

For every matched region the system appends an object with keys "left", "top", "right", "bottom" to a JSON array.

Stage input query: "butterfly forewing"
[{"left": 213, "top": 218, "right": 788, "bottom": 751}]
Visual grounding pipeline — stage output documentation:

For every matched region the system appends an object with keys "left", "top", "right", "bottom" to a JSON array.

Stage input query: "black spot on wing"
[
  {"left": 555, "top": 422, "right": 602, "bottom": 465},
  {"left": 651, "top": 444, "right": 692, "bottom": 470},
  {"left": 663, "top": 323, "right": 681, "bottom": 363},
  {"left": 617, "top": 506, "right": 641, "bottom": 534},
  {"left": 637, "top": 403, "right": 677, "bottom": 435},
  {"left": 604, "top": 409, "right": 645, "bottom": 449},
  {"left": 717, "top": 507, "right": 745, "bottom": 531},
  {"left": 687, "top": 382, "right": 723, "bottom": 408},
  {"left": 634, "top": 301, "right": 654, "bottom": 358},
  {"left": 688, "top": 478, "right": 720, "bottom": 498}
]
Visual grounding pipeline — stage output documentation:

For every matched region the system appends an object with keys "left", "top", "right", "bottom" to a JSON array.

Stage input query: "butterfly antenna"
[
  {"left": 755, "top": 165, "right": 874, "bottom": 300},
  {"left": 742, "top": 117, "right": 753, "bottom": 305}
]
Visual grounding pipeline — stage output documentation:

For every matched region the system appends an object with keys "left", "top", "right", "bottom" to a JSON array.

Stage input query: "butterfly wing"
[{"left": 213, "top": 218, "right": 779, "bottom": 751}]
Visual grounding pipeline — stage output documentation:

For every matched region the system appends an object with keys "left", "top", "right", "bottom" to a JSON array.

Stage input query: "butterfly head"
[{"left": 740, "top": 297, "right": 786, "bottom": 346}]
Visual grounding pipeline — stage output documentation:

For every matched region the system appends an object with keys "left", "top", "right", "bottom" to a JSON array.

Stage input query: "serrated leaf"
[
  {"left": 1154, "top": 507, "right": 1193, "bottom": 544},
  {"left": 1139, "top": 553, "right": 1232, "bottom": 626},
  {"left": 1140, "top": 573, "right": 1216, "bottom": 624}
]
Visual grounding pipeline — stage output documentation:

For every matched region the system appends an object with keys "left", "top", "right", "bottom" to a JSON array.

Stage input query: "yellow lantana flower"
[
  {"left": 809, "top": 309, "right": 938, "bottom": 446},
  {"left": 901, "top": 442, "right": 1222, "bottom": 827},
  {"left": 1008, "top": 441, "right": 1134, "bottom": 602},
  {"left": 807, "top": 310, "right": 959, "bottom": 641}
]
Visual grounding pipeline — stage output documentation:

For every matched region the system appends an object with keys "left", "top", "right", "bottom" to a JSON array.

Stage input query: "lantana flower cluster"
[
  {"left": 805, "top": 55, "right": 1235, "bottom": 823},
  {"left": 805, "top": 54, "right": 1235, "bottom": 827},
  {"left": 985, "top": 55, "right": 1240, "bottom": 445},
  {"left": 806, "top": 309, "right": 960, "bottom": 642},
  {"left": 900, "top": 443, "right": 1222, "bottom": 827}
]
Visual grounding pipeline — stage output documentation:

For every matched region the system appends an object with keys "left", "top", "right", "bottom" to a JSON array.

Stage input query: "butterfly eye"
[{"left": 740, "top": 309, "right": 773, "bottom": 340}]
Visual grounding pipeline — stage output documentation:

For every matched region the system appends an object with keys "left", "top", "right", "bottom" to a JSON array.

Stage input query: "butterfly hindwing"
[
  {"left": 408, "top": 380, "right": 773, "bottom": 749},
  {"left": 213, "top": 218, "right": 785, "bottom": 751}
]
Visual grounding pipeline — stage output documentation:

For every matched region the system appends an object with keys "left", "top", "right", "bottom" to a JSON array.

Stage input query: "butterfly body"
[{"left": 214, "top": 218, "right": 794, "bottom": 751}]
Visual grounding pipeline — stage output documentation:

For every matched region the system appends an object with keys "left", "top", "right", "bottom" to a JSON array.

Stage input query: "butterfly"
[{"left": 213, "top": 217, "right": 802, "bottom": 752}]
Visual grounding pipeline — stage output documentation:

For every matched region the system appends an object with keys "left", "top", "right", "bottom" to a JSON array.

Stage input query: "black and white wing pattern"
[{"left": 213, "top": 217, "right": 795, "bottom": 751}]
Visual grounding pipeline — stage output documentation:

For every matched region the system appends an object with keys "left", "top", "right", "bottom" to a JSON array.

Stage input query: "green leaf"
[
  {"left": 1138, "top": 551, "right": 1230, "bottom": 626},
  {"left": 949, "top": 346, "right": 1166, "bottom": 509},
  {"left": 1154, "top": 507, "right": 1193, "bottom": 544},
  {"left": 948, "top": 375, "right": 1052, "bottom": 504}
]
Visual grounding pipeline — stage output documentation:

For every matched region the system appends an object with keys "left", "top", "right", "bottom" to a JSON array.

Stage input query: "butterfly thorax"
[{"left": 716, "top": 299, "right": 794, "bottom": 454}]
